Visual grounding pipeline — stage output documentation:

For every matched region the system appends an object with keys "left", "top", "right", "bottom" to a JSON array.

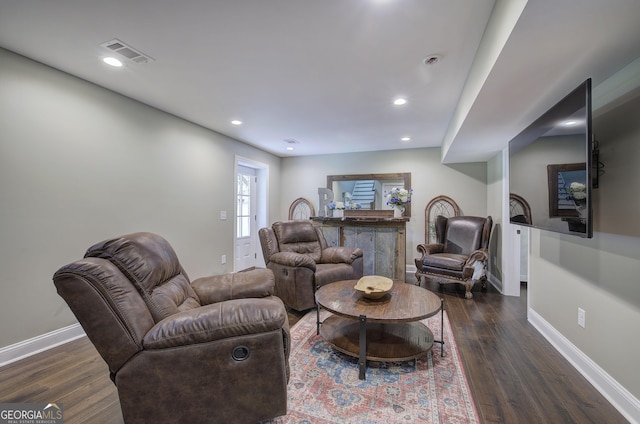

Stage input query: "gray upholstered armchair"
[
  {"left": 53, "top": 232, "right": 290, "bottom": 424},
  {"left": 259, "top": 220, "right": 364, "bottom": 311},
  {"left": 415, "top": 215, "right": 493, "bottom": 299}
]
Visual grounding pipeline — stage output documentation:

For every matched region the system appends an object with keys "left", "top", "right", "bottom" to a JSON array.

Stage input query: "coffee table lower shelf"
[{"left": 319, "top": 315, "right": 435, "bottom": 377}]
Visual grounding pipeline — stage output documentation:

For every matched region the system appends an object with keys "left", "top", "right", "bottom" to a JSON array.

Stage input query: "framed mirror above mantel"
[{"left": 326, "top": 172, "right": 412, "bottom": 217}]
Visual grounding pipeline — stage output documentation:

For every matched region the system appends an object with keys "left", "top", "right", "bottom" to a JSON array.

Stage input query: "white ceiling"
[{"left": 1, "top": 0, "right": 639, "bottom": 162}]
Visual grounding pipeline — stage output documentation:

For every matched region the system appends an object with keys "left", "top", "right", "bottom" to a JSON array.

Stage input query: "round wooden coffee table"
[{"left": 315, "top": 279, "right": 443, "bottom": 380}]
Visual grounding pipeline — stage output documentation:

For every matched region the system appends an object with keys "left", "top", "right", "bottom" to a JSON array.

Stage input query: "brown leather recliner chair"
[
  {"left": 415, "top": 215, "right": 493, "bottom": 299},
  {"left": 259, "top": 221, "right": 364, "bottom": 311},
  {"left": 53, "top": 232, "right": 290, "bottom": 424}
]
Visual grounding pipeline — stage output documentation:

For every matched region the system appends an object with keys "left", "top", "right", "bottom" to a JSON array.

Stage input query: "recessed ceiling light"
[
  {"left": 231, "top": 120, "right": 243, "bottom": 125},
  {"left": 401, "top": 137, "right": 411, "bottom": 142},
  {"left": 393, "top": 98, "right": 407, "bottom": 106},
  {"left": 284, "top": 139, "right": 298, "bottom": 151},
  {"left": 102, "top": 57, "right": 123, "bottom": 67},
  {"left": 562, "top": 120, "right": 579, "bottom": 126},
  {"left": 423, "top": 54, "right": 443, "bottom": 66}
]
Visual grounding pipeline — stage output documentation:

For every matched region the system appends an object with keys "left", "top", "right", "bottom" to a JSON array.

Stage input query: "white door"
[{"left": 235, "top": 166, "right": 257, "bottom": 271}]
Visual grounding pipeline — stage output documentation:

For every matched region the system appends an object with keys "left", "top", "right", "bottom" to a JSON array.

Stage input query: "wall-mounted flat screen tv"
[{"left": 509, "top": 78, "right": 593, "bottom": 238}]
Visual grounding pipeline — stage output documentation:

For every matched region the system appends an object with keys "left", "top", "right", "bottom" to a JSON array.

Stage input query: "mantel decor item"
[
  {"left": 386, "top": 187, "right": 412, "bottom": 218},
  {"left": 317, "top": 187, "right": 334, "bottom": 217},
  {"left": 354, "top": 275, "right": 393, "bottom": 300},
  {"left": 328, "top": 201, "right": 345, "bottom": 218}
]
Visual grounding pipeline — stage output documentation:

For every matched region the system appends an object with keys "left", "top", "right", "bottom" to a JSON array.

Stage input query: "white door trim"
[{"left": 234, "top": 156, "right": 269, "bottom": 270}]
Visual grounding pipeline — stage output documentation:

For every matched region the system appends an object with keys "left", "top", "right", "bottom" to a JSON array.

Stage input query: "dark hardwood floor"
[
  {"left": 435, "top": 282, "right": 628, "bottom": 424},
  {"left": 0, "top": 283, "right": 628, "bottom": 423}
]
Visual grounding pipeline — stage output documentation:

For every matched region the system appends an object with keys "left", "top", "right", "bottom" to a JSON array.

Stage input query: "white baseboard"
[
  {"left": 405, "top": 264, "right": 418, "bottom": 284},
  {"left": 0, "top": 324, "right": 85, "bottom": 367},
  {"left": 529, "top": 308, "right": 639, "bottom": 424}
]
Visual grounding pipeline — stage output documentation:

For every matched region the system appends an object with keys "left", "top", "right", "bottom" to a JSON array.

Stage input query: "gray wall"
[
  {"left": 486, "top": 154, "right": 504, "bottom": 288},
  {"left": 279, "top": 149, "right": 488, "bottom": 279},
  {"left": 528, "top": 93, "right": 640, "bottom": 399},
  {"left": 0, "top": 48, "right": 281, "bottom": 348}
]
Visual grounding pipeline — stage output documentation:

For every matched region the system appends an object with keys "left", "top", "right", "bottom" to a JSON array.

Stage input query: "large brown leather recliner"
[
  {"left": 53, "top": 232, "right": 290, "bottom": 424},
  {"left": 259, "top": 221, "right": 364, "bottom": 311},
  {"left": 415, "top": 215, "right": 493, "bottom": 299}
]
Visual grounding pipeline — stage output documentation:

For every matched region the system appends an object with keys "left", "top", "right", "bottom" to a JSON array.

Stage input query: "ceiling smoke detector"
[
  {"left": 100, "top": 39, "right": 155, "bottom": 64},
  {"left": 423, "top": 54, "right": 442, "bottom": 66}
]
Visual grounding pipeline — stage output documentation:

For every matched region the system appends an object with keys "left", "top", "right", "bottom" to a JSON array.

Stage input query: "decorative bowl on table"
[{"left": 354, "top": 275, "right": 393, "bottom": 300}]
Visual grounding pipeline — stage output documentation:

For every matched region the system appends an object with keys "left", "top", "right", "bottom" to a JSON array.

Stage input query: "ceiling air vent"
[{"left": 100, "top": 39, "right": 154, "bottom": 64}]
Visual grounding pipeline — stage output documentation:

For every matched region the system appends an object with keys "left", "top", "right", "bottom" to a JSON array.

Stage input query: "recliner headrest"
[
  {"left": 85, "top": 232, "right": 183, "bottom": 294},
  {"left": 272, "top": 221, "right": 322, "bottom": 263},
  {"left": 85, "top": 232, "right": 201, "bottom": 322},
  {"left": 273, "top": 221, "right": 318, "bottom": 244}
]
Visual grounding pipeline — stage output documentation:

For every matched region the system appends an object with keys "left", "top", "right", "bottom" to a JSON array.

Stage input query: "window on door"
[
  {"left": 235, "top": 165, "right": 257, "bottom": 271},
  {"left": 236, "top": 172, "right": 251, "bottom": 239}
]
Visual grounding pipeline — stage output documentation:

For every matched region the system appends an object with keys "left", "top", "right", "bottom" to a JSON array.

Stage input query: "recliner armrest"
[
  {"left": 267, "top": 251, "right": 316, "bottom": 271},
  {"left": 143, "top": 297, "right": 287, "bottom": 349},
  {"left": 191, "top": 269, "right": 275, "bottom": 305},
  {"left": 320, "top": 246, "right": 363, "bottom": 264}
]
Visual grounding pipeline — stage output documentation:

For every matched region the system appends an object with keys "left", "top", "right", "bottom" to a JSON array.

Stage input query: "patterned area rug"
[{"left": 262, "top": 309, "right": 479, "bottom": 424}]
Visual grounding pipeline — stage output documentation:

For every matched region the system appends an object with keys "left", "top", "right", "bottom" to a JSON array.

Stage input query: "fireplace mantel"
[{"left": 311, "top": 217, "right": 407, "bottom": 280}]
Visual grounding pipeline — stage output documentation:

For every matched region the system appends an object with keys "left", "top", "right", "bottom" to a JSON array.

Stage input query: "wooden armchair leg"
[{"left": 464, "top": 283, "right": 474, "bottom": 299}]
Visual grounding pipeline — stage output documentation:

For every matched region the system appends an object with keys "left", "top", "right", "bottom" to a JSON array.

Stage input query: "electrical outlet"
[
  {"left": 220, "top": 211, "right": 227, "bottom": 220},
  {"left": 577, "top": 307, "right": 586, "bottom": 328},
  {"left": 221, "top": 254, "right": 226, "bottom": 264}
]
